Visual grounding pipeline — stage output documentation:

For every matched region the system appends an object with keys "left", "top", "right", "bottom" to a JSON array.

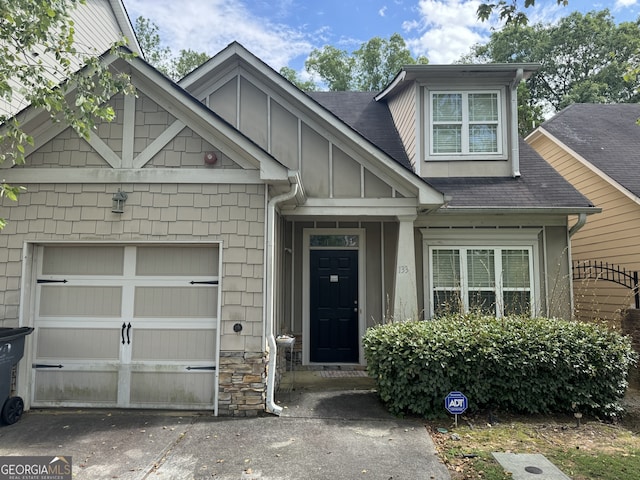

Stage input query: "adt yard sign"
[{"left": 445, "top": 391, "right": 468, "bottom": 415}]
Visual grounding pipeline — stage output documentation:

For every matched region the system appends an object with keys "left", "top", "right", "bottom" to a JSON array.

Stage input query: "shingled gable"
[
  {"left": 180, "top": 42, "right": 445, "bottom": 208},
  {"left": 1, "top": 47, "right": 290, "bottom": 185},
  {"left": 529, "top": 103, "right": 640, "bottom": 200}
]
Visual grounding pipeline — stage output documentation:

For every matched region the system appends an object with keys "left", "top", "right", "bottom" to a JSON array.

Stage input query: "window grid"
[
  {"left": 430, "top": 246, "right": 532, "bottom": 318},
  {"left": 430, "top": 91, "right": 502, "bottom": 156}
]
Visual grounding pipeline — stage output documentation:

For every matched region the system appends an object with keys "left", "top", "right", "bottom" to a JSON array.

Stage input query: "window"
[
  {"left": 430, "top": 246, "right": 532, "bottom": 318},
  {"left": 430, "top": 91, "right": 502, "bottom": 156}
]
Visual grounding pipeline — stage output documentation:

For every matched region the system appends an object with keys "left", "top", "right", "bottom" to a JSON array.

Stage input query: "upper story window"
[{"left": 429, "top": 90, "right": 504, "bottom": 159}]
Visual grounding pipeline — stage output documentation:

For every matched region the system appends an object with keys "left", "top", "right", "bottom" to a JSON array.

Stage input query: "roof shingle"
[
  {"left": 540, "top": 103, "right": 640, "bottom": 198},
  {"left": 308, "top": 91, "right": 593, "bottom": 210}
]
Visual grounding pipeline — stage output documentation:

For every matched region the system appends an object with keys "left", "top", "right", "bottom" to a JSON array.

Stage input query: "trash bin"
[{"left": 0, "top": 327, "right": 34, "bottom": 425}]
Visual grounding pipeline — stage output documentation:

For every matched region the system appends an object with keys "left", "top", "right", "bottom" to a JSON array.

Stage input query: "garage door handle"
[
  {"left": 126, "top": 322, "right": 131, "bottom": 344},
  {"left": 121, "top": 322, "right": 126, "bottom": 344}
]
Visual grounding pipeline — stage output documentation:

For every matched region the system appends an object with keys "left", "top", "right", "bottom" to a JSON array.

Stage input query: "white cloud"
[
  {"left": 403, "top": 0, "right": 495, "bottom": 63},
  {"left": 616, "top": 0, "right": 638, "bottom": 7},
  {"left": 125, "top": 0, "right": 311, "bottom": 70},
  {"left": 379, "top": 6, "right": 388, "bottom": 16}
]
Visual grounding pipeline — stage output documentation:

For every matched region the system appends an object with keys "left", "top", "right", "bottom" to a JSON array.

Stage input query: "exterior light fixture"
[{"left": 111, "top": 189, "right": 128, "bottom": 214}]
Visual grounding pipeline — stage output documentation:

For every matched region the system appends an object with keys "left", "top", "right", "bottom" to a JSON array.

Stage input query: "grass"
[{"left": 426, "top": 386, "right": 640, "bottom": 479}]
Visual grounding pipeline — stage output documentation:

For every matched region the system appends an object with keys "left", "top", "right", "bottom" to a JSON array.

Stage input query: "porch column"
[{"left": 393, "top": 215, "right": 418, "bottom": 321}]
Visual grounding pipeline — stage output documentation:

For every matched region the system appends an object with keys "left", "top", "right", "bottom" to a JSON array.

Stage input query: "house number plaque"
[{"left": 330, "top": 275, "right": 339, "bottom": 283}]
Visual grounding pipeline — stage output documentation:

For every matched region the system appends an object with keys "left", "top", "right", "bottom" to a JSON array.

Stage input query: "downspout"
[
  {"left": 569, "top": 213, "right": 587, "bottom": 238},
  {"left": 511, "top": 68, "right": 524, "bottom": 178},
  {"left": 567, "top": 213, "right": 587, "bottom": 318},
  {"left": 265, "top": 181, "right": 299, "bottom": 416}
]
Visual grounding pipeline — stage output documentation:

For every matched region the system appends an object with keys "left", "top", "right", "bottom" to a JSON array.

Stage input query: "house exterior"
[
  {"left": 0, "top": 0, "right": 142, "bottom": 119},
  {"left": 527, "top": 103, "right": 640, "bottom": 324},
  {"left": 0, "top": 36, "right": 597, "bottom": 416}
]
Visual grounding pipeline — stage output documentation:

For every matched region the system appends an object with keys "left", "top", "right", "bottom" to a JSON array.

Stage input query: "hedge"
[{"left": 363, "top": 314, "right": 638, "bottom": 419}]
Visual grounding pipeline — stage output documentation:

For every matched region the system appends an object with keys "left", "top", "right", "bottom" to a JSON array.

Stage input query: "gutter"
[
  {"left": 265, "top": 179, "right": 299, "bottom": 416},
  {"left": 568, "top": 212, "right": 587, "bottom": 237}
]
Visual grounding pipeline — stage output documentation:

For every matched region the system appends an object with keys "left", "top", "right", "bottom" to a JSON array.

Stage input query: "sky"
[{"left": 123, "top": 0, "right": 640, "bottom": 75}]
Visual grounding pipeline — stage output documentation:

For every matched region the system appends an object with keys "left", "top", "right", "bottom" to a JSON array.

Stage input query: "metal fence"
[{"left": 572, "top": 260, "right": 640, "bottom": 309}]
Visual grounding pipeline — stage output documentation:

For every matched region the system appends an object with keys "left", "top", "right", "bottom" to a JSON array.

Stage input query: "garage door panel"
[
  {"left": 34, "top": 371, "right": 118, "bottom": 403},
  {"left": 34, "top": 244, "right": 220, "bottom": 411},
  {"left": 36, "top": 328, "right": 120, "bottom": 359},
  {"left": 42, "top": 246, "right": 124, "bottom": 275},
  {"left": 40, "top": 286, "right": 122, "bottom": 317},
  {"left": 131, "top": 329, "right": 216, "bottom": 361},
  {"left": 130, "top": 371, "right": 214, "bottom": 406},
  {"left": 134, "top": 287, "right": 217, "bottom": 317},
  {"left": 136, "top": 246, "right": 219, "bottom": 276}
]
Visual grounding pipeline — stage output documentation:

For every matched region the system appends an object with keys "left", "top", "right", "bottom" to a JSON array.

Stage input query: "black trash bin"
[{"left": 0, "top": 327, "right": 34, "bottom": 425}]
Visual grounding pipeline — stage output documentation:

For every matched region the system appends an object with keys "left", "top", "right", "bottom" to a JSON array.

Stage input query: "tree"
[
  {"left": 278, "top": 66, "right": 317, "bottom": 91},
  {"left": 134, "top": 16, "right": 208, "bottom": 80},
  {"left": 467, "top": 10, "right": 640, "bottom": 132},
  {"left": 305, "top": 45, "right": 355, "bottom": 91},
  {"left": 477, "top": 0, "right": 568, "bottom": 26},
  {"left": 305, "top": 34, "right": 428, "bottom": 91},
  {"left": 134, "top": 16, "right": 171, "bottom": 72},
  {"left": 0, "top": 0, "right": 135, "bottom": 226}
]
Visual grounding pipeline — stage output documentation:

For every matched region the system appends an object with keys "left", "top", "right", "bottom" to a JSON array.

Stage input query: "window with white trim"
[
  {"left": 430, "top": 91, "right": 502, "bottom": 156},
  {"left": 430, "top": 246, "right": 533, "bottom": 318}
]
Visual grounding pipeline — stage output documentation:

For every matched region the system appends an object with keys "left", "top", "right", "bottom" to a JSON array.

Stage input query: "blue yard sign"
[{"left": 445, "top": 391, "right": 468, "bottom": 415}]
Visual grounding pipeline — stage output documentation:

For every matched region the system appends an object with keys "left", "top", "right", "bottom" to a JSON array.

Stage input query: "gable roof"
[
  {"left": 307, "top": 91, "right": 412, "bottom": 170},
  {"left": 533, "top": 103, "right": 640, "bottom": 198},
  {"left": 181, "top": 42, "right": 445, "bottom": 207},
  {"left": 424, "top": 139, "right": 595, "bottom": 212},
  {"left": 4, "top": 47, "right": 290, "bottom": 185}
]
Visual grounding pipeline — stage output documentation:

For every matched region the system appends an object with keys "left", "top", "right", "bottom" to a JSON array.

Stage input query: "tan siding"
[
  {"left": 386, "top": 84, "right": 416, "bottom": 166},
  {"left": 530, "top": 136, "right": 640, "bottom": 323},
  {"left": 0, "top": 182, "right": 266, "bottom": 354},
  {"left": 2, "top": 0, "right": 126, "bottom": 118},
  {"left": 203, "top": 72, "right": 402, "bottom": 200},
  {"left": 133, "top": 93, "right": 177, "bottom": 156},
  {"left": 239, "top": 77, "right": 268, "bottom": 149},
  {"left": 300, "top": 123, "right": 330, "bottom": 197},
  {"left": 73, "top": 0, "right": 124, "bottom": 55},
  {"left": 271, "top": 99, "right": 299, "bottom": 169},
  {"left": 21, "top": 128, "right": 111, "bottom": 168},
  {"left": 95, "top": 93, "right": 125, "bottom": 156},
  {"left": 364, "top": 168, "right": 394, "bottom": 197},
  {"left": 144, "top": 127, "right": 240, "bottom": 169},
  {"left": 333, "top": 145, "right": 361, "bottom": 197},
  {"left": 208, "top": 78, "right": 238, "bottom": 126}
]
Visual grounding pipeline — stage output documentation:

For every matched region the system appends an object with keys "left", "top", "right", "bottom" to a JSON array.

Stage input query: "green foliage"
[
  {"left": 0, "top": 0, "right": 135, "bottom": 222},
  {"left": 134, "top": 16, "right": 209, "bottom": 80},
  {"left": 305, "top": 33, "right": 428, "bottom": 91},
  {"left": 468, "top": 10, "right": 640, "bottom": 121},
  {"left": 278, "top": 66, "right": 317, "bottom": 92},
  {"left": 477, "top": 0, "right": 568, "bottom": 26},
  {"left": 363, "top": 314, "right": 638, "bottom": 419}
]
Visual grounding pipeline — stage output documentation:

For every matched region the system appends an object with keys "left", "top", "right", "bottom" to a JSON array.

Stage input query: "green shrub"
[{"left": 363, "top": 314, "right": 638, "bottom": 419}]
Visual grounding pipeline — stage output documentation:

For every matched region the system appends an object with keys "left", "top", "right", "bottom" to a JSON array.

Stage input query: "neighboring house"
[
  {"left": 0, "top": 36, "right": 597, "bottom": 416},
  {"left": 0, "top": 0, "right": 142, "bottom": 119},
  {"left": 527, "top": 103, "right": 640, "bottom": 324}
]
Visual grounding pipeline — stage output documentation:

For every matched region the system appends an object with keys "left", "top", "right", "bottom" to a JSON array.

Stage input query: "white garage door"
[{"left": 32, "top": 244, "right": 220, "bottom": 411}]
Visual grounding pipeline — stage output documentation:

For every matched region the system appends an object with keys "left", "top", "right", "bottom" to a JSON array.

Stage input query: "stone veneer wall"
[{"left": 218, "top": 352, "right": 267, "bottom": 416}]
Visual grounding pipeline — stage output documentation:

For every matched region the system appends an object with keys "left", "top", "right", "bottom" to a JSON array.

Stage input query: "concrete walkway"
[{"left": 0, "top": 375, "right": 450, "bottom": 479}]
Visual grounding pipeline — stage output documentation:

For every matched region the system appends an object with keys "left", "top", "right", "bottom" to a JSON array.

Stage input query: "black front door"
[{"left": 310, "top": 250, "right": 359, "bottom": 363}]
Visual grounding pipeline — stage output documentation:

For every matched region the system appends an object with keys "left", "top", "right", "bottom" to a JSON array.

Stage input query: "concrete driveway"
[{"left": 0, "top": 386, "right": 450, "bottom": 479}]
